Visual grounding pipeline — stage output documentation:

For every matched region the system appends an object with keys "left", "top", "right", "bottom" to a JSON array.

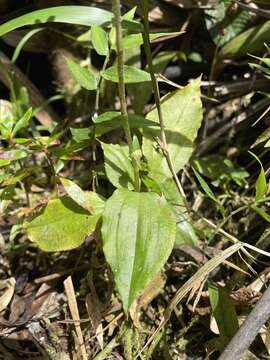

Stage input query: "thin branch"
[
  {"left": 112, "top": 0, "right": 140, "bottom": 192},
  {"left": 141, "top": 0, "right": 188, "bottom": 206}
]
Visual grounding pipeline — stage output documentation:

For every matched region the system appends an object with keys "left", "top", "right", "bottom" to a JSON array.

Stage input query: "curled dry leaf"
[{"left": 0, "top": 277, "right": 16, "bottom": 313}]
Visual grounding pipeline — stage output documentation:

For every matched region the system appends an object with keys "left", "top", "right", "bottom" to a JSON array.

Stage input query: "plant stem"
[
  {"left": 112, "top": 0, "right": 140, "bottom": 192},
  {"left": 141, "top": 0, "right": 188, "bottom": 205}
]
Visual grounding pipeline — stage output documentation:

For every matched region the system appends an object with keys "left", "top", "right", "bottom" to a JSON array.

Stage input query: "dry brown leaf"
[{"left": 0, "top": 277, "right": 15, "bottom": 313}]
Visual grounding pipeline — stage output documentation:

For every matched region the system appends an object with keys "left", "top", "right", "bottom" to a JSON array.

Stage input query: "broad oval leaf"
[
  {"left": 101, "top": 142, "right": 135, "bottom": 190},
  {"left": 24, "top": 196, "right": 100, "bottom": 252},
  {"left": 0, "top": 6, "right": 113, "bottom": 37},
  {"left": 66, "top": 58, "right": 97, "bottom": 90},
  {"left": 142, "top": 77, "right": 203, "bottom": 181},
  {"left": 91, "top": 26, "right": 109, "bottom": 56},
  {"left": 102, "top": 189, "right": 176, "bottom": 311},
  {"left": 101, "top": 65, "right": 151, "bottom": 83}
]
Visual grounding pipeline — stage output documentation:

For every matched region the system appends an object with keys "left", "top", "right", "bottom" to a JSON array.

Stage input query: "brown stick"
[{"left": 219, "top": 285, "right": 270, "bottom": 360}]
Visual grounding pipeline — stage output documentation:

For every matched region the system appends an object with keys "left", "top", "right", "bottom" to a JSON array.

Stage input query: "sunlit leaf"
[
  {"left": 24, "top": 196, "right": 99, "bottom": 252},
  {"left": 101, "top": 142, "right": 135, "bottom": 190},
  {"left": 91, "top": 26, "right": 109, "bottom": 56},
  {"left": 143, "top": 78, "right": 203, "bottom": 181},
  {"left": 60, "top": 177, "right": 105, "bottom": 214},
  {"left": 102, "top": 189, "right": 176, "bottom": 311},
  {"left": 0, "top": 6, "right": 113, "bottom": 37}
]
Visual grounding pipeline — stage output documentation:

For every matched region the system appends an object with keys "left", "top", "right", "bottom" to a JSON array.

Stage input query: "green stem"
[
  {"left": 95, "top": 51, "right": 110, "bottom": 113},
  {"left": 141, "top": 0, "right": 188, "bottom": 206},
  {"left": 112, "top": 0, "right": 140, "bottom": 192}
]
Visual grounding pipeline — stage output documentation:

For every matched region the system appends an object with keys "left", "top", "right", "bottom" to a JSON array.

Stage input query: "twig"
[
  {"left": 141, "top": 0, "right": 188, "bottom": 206},
  {"left": 112, "top": 0, "right": 140, "bottom": 192},
  {"left": 219, "top": 285, "right": 270, "bottom": 360},
  {"left": 64, "top": 276, "right": 88, "bottom": 360}
]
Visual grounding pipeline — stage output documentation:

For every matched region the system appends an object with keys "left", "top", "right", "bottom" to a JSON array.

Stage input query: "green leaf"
[
  {"left": 102, "top": 189, "right": 176, "bottom": 311},
  {"left": 218, "top": 20, "right": 270, "bottom": 59},
  {"left": 0, "top": 6, "right": 113, "bottom": 37},
  {"left": 0, "top": 100, "right": 15, "bottom": 139},
  {"left": 128, "top": 51, "right": 178, "bottom": 113},
  {"left": 101, "top": 65, "right": 151, "bottom": 83},
  {"left": 70, "top": 127, "right": 92, "bottom": 142},
  {"left": 24, "top": 196, "right": 99, "bottom": 252},
  {"left": 101, "top": 142, "right": 135, "bottom": 190},
  {"left": 12, "top": 108, "right": 32, "bottom": 137},
  {"left": 192, "top": 155, "right": 249, "bottom": 187},
  {"left": 60, "top": 177, "right": 105, "bottom": 214},
  {"left": 91, "top": 26, "right": 109, "bottom": 56},
  {"left": 160, "top": 179, "right": 198, "bottom": 246},
  {"left": 92, "top": 112, "right": 159, "bottom": 137},
  {"left": 12, "top": 28, "right": 44, "bottom": 63},
  {"left": 142, "top": 78, "right": 203, "bottom": 181},
  {"left": 249, "top": 151, "right": 267, "bottom": 201},
  {"left": 66, "top": 58, "right": 97, "bottom": 90},
  {"left": 252, "top": 125, "right": 270, "bottom": 147},
  {"left": 116, "top": 32, "right": 182, "bottom": 50},
  {"left": 209, "top": 283, "right": 239, "bottom": 341},
  {"left": 0, "top": 159, "right": 11, "bottom": 168},
  {"left": 205, "top": 1, "right": 250, "bottom": 47},
  {"left": 193, "top": 168, "right": 218, "bottom": 203},
  {"left": 252, "top": 206, "right": 270, "bottom": 223}
]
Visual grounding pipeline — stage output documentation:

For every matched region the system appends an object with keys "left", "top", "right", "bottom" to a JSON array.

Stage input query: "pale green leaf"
[
  {"left": 252, "top": 206, "right": 270, "bottom": 223},
  {"left": 161, "top": 179, "right": 197, "bottom": 246},
  {"left": 101, "top": 142, "right": 134, "bottom": 190},
  {"left": 12, "top": 108, "right": 32, "bottom": 137},
  {"left": 91, "top": 26, "right": 109, "bottom": 56},
  {"left": 142, "top": 77, "right": 203, "bottom": 181},
  {"left": 102, "top": 189, "right": 176, "bottom": 311},
  {"left": 0, "top": 6, "right": 113, "bottom": 37},
  {"left": 0, "top": 100, "right": 15, "bottom": 138},
  {"left": 249, "top": 151, "right": 267, "bottom": 201},
  {"left": 66, "top": 58, "right": 97, "bottom": 90},
  {"left": 101, "top": 65, "right": 151, "bottom": 83},
  {"left": 60, "top": 177, "right": 105, "bottom": 214},
  {"left": 24, "top": 196, "right": 99, "bottom": 252}
]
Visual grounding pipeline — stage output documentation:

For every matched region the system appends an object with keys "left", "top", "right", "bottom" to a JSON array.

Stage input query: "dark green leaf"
[{"left": 209, "top": 282, "right": 239, "bottom": 341}]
